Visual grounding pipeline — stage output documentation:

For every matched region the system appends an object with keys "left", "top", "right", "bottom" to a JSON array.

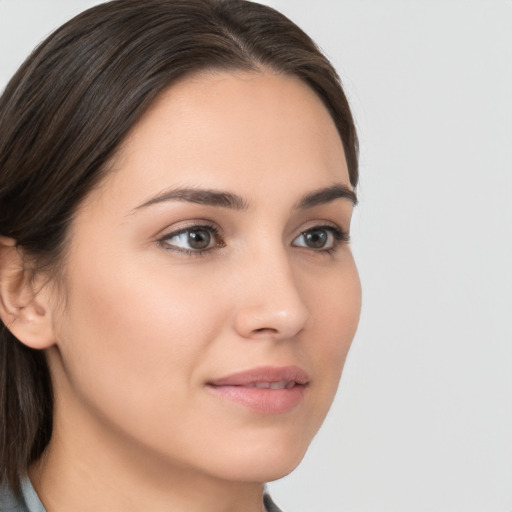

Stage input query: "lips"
[
  {"left": 244, "top": 381, "right": 296, "bottom": 389},
  {"left": 208, "top": 365, "right": 309, "bottom": 387},
  {"left": 206, "top": 366, "right": 309, "bottom": 414}
]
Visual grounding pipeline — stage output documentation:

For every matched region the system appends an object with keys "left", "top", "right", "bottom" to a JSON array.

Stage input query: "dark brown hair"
[{"left": 0, "top": 0, "right": 358, "bottom": 492}]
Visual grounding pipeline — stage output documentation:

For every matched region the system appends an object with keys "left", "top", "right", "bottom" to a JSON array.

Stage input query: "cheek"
[
  {"left": 305, "top": 255, "right": 361, "bottom": 396},
  {"left": 54, "top": 250, "right": 228, "bottom": 416}
]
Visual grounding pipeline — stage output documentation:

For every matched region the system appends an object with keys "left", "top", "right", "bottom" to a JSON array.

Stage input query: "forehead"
[{"left": 100, "top": 70, "right": 350, "bottom": 210}]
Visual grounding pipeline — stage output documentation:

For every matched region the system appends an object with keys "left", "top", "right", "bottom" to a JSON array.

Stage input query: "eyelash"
[
  {"left": 157, "top": 223, "right": 350, "bottom": 257},
  {"left": 298, "top": 224, "right": 351, "bottom": 255},
  {"left": 157, "top": 222, "right": 223, "bottom": 257}
]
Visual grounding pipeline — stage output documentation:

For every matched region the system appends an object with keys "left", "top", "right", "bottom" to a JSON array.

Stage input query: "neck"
[
  {"left": 29, "top": 393, "right": 265, "bottom": 512},
  {"left": 30, "top": 440, "right": 265, "bottom": 512}
]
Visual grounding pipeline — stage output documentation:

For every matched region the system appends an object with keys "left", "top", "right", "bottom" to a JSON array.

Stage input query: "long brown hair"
[{"left": 0, "top": 0, "right": 358, "bottom": 492}]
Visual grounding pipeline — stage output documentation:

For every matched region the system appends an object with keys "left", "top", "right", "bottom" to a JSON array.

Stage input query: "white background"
[{"left": 1, "top": 1, "right": 511, "bottom": 511}]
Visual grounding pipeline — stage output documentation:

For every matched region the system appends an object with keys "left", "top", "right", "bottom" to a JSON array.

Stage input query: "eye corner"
[
  {"left": 157, "top": 222, "right": 224, "bottom": 256},
  {"left": 291, "top": 224, "right": 350, "bottom": 253}
]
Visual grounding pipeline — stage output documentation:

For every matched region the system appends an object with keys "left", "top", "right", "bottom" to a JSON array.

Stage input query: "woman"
[{"left": 0, "top": 1, "right": 361, "bottom": 510}]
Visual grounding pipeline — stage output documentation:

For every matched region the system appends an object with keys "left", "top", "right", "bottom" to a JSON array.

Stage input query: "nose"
[{"left": 232, "top": 251, "right": 310, "bottom": 341}]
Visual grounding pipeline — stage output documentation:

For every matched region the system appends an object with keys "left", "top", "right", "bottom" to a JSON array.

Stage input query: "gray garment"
[
  {"left": 0, "top": 478, "right": 46, "bottom": 512},
  {"left": 264, "top": 491, "right": 284, "bottom": 512},
  {"left": 0, "top": 477, "right": 282, "bottom": 512}
]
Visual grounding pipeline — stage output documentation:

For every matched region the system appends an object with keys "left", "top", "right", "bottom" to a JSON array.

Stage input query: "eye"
[
  {"left": 158, "top": 224, "right": 223, "bottom": 254},
  {"left": 292, "top": 225, "right": 349, "bottom": 251}
]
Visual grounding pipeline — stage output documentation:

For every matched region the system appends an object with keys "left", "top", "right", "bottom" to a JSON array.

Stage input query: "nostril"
[
  {"left": 253, "top": 327, "right": 278, "bottom": 334},
  {"left": 233, "top": 293, "right": 310, "bottom": 340}
]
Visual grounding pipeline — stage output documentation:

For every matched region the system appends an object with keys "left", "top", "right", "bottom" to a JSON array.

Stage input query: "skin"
[{"left": 7, "top": 70, "right": 361, "bottom": 511}]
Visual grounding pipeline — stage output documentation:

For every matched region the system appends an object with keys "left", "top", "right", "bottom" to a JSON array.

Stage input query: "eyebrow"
[
  {"left": 134, "top": 187, "right": 249, "bottom": 211},
  {"left": 133, "top": 183, "right": 357, "bottom": 213},
  {"left": 295, "top": 184, "right": 358, "bottom": 209}
]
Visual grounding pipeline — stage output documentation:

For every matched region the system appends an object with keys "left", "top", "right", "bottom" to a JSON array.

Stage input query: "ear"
[{"left": 0, "top": 236, "right": 56, "bottom": 349}]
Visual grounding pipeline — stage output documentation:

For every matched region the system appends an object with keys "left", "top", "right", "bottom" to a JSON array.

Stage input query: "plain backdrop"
[{"left": 1, "top": 1, "right": 511, "bottom": 511}]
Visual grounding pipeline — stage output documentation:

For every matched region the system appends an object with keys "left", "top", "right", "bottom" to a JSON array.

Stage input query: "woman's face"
[{"left": 46, "top": 70, "right": 361, "bottom": 483}]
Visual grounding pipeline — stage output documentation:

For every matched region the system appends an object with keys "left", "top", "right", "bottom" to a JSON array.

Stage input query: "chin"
[
  {"left": 185, "top": 404, "right": 329, "bottom": 484},
  {"left": 206, "top": 435, "right": 311, "bottom": 484}
]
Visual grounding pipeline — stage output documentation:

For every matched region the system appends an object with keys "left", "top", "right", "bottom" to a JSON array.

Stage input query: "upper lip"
[{"left": 207, "top": 365, "right": 310, "bottom": 387}]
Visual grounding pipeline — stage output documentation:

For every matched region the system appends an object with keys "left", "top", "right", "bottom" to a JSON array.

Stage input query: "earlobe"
[{"left": 0, "top": 236, "right": 56, "bottom": 349}]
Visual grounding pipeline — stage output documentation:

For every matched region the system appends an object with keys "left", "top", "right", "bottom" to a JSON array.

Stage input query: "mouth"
[
  {"left": 242, "top": 380, "right": 298, "bottom": 389},
  {"left": 206, "top": 365, "right": 309, "bottom": 414}
]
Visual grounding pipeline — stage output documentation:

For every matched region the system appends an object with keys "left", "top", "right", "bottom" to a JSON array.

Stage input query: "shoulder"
[
  {"left": 264, "top": 491, "right": 285, "bottom": 512},
  {"left": 0, "top": 481, "right": 27, "bottom": 511},
  {"left": 0, "top": 477, "right": 46, "bottom": 512}
]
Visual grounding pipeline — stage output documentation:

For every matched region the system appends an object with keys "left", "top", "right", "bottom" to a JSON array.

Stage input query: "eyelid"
[
  {"left": 154, "top": 219, "right": 350, "bottom": 257},
  {"left": 296, "top": 220, "right": 349, "bottom": 239},
  {"left": 291, "top": 223, "right": 350, "bottom": 252},
  {"left": 155, "top": 218, "right": 220, "bottom": 237},
  {"left": 156, "top": 221, "right": 224, "bottom": 255}
]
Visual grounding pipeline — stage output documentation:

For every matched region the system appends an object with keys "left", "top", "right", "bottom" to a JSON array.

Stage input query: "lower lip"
[{"left": 207, "top": 385, "right": 305, "bottom": 414}]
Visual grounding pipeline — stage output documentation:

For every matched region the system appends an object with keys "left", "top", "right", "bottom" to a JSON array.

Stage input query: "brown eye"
[
  {"left": 187, "top": 229, "right": 211, "bottom": 250},
  {"left": 160, "top": 225, "right": 221, "bottom": 253},
  {"left": 303, "top": 229, "right": 329, "bottom": 248},
  {"left": 292, "top": 225, "right": 348, "bottom": 251}
]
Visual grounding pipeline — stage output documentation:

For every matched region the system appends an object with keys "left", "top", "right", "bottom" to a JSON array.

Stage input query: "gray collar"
[{"left": 2, "top": 477, "right": 282, "bottom": 512}]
